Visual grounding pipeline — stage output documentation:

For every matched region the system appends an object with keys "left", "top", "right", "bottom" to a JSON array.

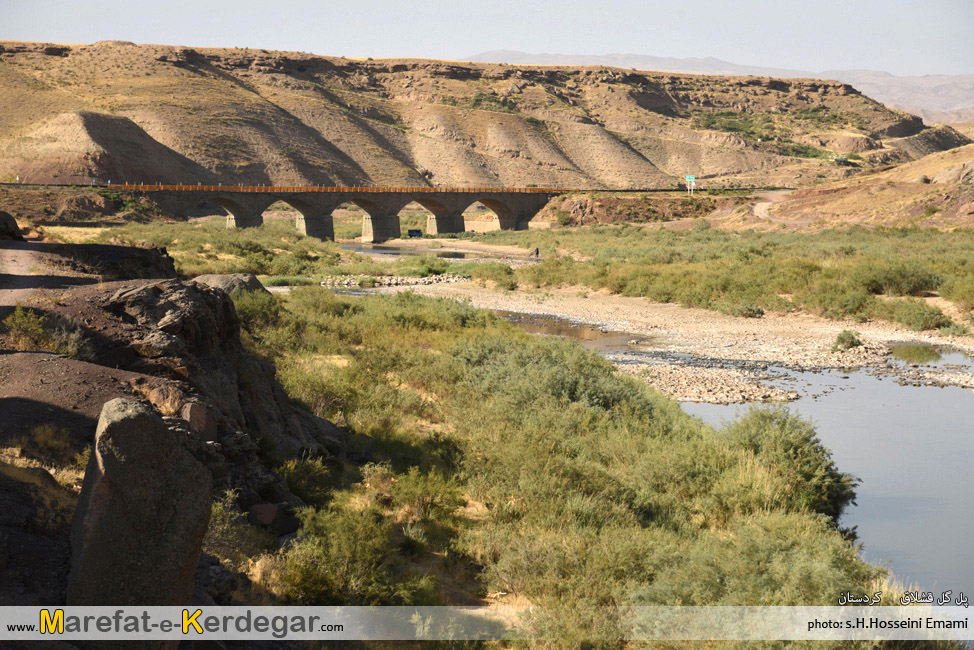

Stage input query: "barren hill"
[
  {"left": 471, "top": 51, "right": 974, "bottom": 125},
  {"left": 713, "top": 143, "right": 974, "bottom": 230},
  {"left": 0, "top": 41, "right": 968, "bottom": 189}
]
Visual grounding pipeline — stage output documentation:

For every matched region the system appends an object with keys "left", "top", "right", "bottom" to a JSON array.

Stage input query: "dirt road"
[{"left": 0, "top": 240, "right": 96, "bottom": 309}]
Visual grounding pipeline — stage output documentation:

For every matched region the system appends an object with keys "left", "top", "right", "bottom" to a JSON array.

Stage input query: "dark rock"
[
  {"left": 235, "top": 489, "right": 263, "bottom": 510},
  {"left": 182, "top": 401, "right": 219, "bottom": 441},
  {"left": 194, "top": 553, "right": 238, "bottom": 605},
  {"left": 104, "top": 279, "right": 345, "bottom": 458},
  {"left": 67, "top": 399, "right": 212, "bottom": 607},
  {"left": 0, "top": 211, "right": 24, "bottom": 240},
  {"left": 46, "top": 242, "right": 176, "bottom": 280},
  {"left": 248, "top": 502, "right": 300, "bottom": 535}
]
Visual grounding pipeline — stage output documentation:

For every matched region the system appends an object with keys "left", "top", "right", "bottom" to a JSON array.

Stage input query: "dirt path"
[
  {"left": 751, "top": 190, "right": 806, "bottom": 225},
  {"left": 0, "top": 240, "right": 96, "bottom": 309}
]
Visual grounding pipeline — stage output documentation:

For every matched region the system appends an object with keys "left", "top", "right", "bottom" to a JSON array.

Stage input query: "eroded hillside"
[{"left": 0, "top": 40, "right": 969, "bottom": 189}]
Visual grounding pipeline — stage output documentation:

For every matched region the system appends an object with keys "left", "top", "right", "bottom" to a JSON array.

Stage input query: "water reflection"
[
  {"left": 340, "top": 243, "right": 472, "bottom": 259},
  {"left": 496, "top": 311, "right": 653, "bottom": 353},
  {"left": 890, "top": 344, "right": 942, "bottom": 365}
]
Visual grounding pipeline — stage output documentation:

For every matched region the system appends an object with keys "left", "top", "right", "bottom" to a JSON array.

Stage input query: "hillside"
[
  {"left": 471, "top": 51, "right": 974, "bottom": 125},
  {"left": 0, "top": 40, "right": 968, "bottom": 190},
  {"left": 712, "top": 143, "right": 974, "bottom": 230}
]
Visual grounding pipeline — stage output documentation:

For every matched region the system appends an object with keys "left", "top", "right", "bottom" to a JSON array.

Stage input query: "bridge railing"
[{"left": 111, "top": 184, "right": 572, "bottom": 194}]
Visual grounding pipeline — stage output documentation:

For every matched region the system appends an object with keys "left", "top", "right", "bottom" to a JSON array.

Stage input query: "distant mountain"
[{"left": 469, "top": 51, "right": 974, "bottom": 123}]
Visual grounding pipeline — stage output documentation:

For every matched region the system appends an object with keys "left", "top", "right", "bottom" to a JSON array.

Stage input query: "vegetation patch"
[
  {"left": 224, "top": 289, "right": 882, "bottom": 631},
  {"left": 832, "top": 330, "right": 863, "bottom": 351},
  {"left": 1, "top": 306, "right": 92, "bottom": 359}
]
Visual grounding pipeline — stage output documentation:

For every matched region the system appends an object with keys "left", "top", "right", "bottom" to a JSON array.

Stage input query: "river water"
[{"left": 497, "top": 312, "right": 974, "bottom": 597}]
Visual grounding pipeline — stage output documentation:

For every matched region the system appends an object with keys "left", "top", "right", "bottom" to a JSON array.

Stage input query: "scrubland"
[
  {"left": 90, "top": 218, "right": 974, "bottom": 332},
  {"left": 207, "top": 287, "right": 902, "bottom": 644}
]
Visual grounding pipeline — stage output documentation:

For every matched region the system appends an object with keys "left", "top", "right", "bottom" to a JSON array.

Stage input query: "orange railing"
[{"left": 111, "top": 183, "right": 572, "bottom": 194}]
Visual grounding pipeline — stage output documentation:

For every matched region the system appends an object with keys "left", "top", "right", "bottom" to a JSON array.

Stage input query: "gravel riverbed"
[{"left": 393, "top": 283, "right": 974, "bottom": 404}]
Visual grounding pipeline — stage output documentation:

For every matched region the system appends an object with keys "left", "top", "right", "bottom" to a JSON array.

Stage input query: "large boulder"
[
  {"left": 0, "top": 210, "right": 24, "bottom": 240},
  {"left": 67, "top": 399, "right": 212, "bottom": 608},
  {"left": 193, "top": 273, "right": 269, "bottom": 294},
  {"left": 104, "top": 280, "right": 343, "bottom": 458}
]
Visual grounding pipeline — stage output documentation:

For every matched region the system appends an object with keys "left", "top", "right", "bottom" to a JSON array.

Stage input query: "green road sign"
[{"left": 686, "top": 175, "right": 695, "bottom": 182}]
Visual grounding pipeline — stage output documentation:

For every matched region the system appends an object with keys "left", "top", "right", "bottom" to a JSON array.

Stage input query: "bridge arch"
[
  {"left": 211, "top": 194, "right": 277, "bottom": 229},
  {"left": 461, "top": 198, "right": 518, "bottom": 232}
]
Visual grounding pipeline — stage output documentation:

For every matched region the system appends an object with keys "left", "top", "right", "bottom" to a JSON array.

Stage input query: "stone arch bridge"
[{"left": 116, "top": 184, "right": 566, "bottom": 243}]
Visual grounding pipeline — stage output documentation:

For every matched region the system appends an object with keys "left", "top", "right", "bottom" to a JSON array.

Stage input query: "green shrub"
[
  {"left": 719, "top": 302, "right": 765, "bottom": 318},
  {"left": 2, "top": 307, "right": 92, "bottom": 359},
  {"left": 391, "top": 466, "right": 465, "bottom": 523},
  {"left": 278, "top": 456, "right": 339, "bottom": 507},
  {"left": 853, "top": 260, "right": 942, "bottom": 296},
  {"left": 231, "top": 291, "right": 282, "bottom": 331},
  {"left": 832, "top": 330, "right": 862, "bottom": 351},
  {"left": 3, "top": 306, "right": 52, "bottom": 350},
  {"left": 723, "top": 407, "right": 858, "bottom": 521},
  {"left": 203, "top": 491, "right": 277, "bottom": 568},
  {"left": 877, "top": 298, "right": 952, "bottom": 331},
  {"left": 280, "top": 506, "right": 439, "bottom": 605},
  {"left": 938, "top": 322, "right": 970, "bottom": 337},
  {"left": 471, "top": 262, "right": 518, "bottom": 290}
]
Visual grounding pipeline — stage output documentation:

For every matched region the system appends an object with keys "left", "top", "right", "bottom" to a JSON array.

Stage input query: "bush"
[
  {"left": 723, "top": 407, "right": 858, "bottom": 521},
  {"left": 203, "top": 491, "right": 277, "bottom": 568},
  {"left": 832, "top": 330, "right": 862, "bottom": 351},
  {"left": 471, "top": 262, "right": 518, "bottom": 290},
  {"left": 938, "top": 322, "right": 970, "bottom": 337},
  {"left": 391, "top": 466, "right": 465, "bottom": 523},
  {"left": 853, "top": 260, "right": 942, "bottom": 296},
  {"left": 719, "top": 302, "right": 765, "bottom": 318},
  {"left": 2, "top": 307, "right": 92, "bottom": 359},
  {"left": 280, "top": 506, "right": 439, "bottom": 605},
  {"left": 278, "top": 456, "right": 338, "bottom": 507},
  {"left": 3, "top": 307, "right": 52, "bottom": 350},
  {"left": 231, "top": 291, "right": 282, "bottom": 331},
  {"left": 878, "top": 298, "right": 952, "bottom": 331}
]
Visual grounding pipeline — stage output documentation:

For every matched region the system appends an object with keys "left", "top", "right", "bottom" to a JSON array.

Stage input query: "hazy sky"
[{"left": 2, "top": 0, "right": 971, "bottom": 76}]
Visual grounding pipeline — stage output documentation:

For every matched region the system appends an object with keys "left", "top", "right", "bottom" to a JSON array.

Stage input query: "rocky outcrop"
[
  {"left": 67, "top": 399, "right": 211, "bottom": 607},
  {"left": 47, "top": 242, "right": 176, "bottom": 280},
  {"left": 0, "top": 210, "right": 23, "bottom": 240},
  {"left": 103, "top": 279, "right": 343, "bottom": 458},
  {"left": 193, "top": 273, "right": 269, "bottom": 294}
]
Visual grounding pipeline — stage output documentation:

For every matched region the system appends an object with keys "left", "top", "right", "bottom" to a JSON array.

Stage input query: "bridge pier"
[
  {"left": 361, "top": 214, "right": 402, "bottom": 243},
  {"left": 217, "top": 195, "right": 277, "bottom": 231},
  {"left": 226, "top": 213, "right": 264, "bottom": 229},
  {"left": 295, "top": 214, "right": 334, "bottom": 240},
  {"left": 426, "top": 212, "right": 465, "bottom": 236},
  {"left": 358, "top": 196, "right": 410, "bottom": 244}
]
